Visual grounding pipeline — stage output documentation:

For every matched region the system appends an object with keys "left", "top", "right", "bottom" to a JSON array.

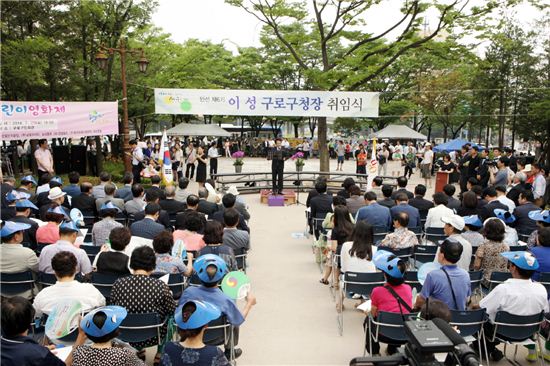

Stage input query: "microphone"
[{"left": 432, "top": 318, "right": 480, "bottom": 366}]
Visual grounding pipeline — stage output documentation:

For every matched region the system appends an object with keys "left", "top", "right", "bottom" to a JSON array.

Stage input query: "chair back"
[
  {"left": 508, "top": 246, "right": 525, "bottom": 252},
  {"left": 37, "top": 272, "right": 57, "bottom": 287},
  {"left": 488, "top": 271, "right": 512, "bottom": 290},
  {"left": 372, "top": 226, "right": 389, "bottom": 244},
  {"left": 233, "top": 248, "right": 248, "bottom": 272},
  {"left": 468, "top": 271, "right": 483, "bottom": 293},
  {"left": 493, "top": 311, "right": 543, "bottom": 342},
  {"left": 386, "top": 247, "right": 413, "bottom": 262},
  {"left": 151, "top": 272, "right": 186, "bottom": 299},
  {"left": 343, "top": 271, "right": 385, "bottom": 298},
  {"left": 404, "top": 271, "right": 422, "bottom": 292},
  {"left": 538, "top": 272, "right": 550, "bottom": 294},
  {"left": 0, "top": 271, "right": 34, "bottom": 297},
  {"left": 36, "top": 243, "right": 50, "bottom": 255},
  {"left": 81, "top": 245, "right": 101, "bottom": 263},
  {"left": 376, "top": 311, "right": 417, "bottom": 343},
  {"left": 413, "top": 245, "right": 438, "bottom": 264},
  {"left": 203, "top": 315, "right": 231, "bottom": 346},
  {"left": 450, "top": 309, "right": 486, "bottom": 338},
  {"left": 118, "top": 312, "right": 164, "bottom": 344},
  {"left": 424, "top": 227, "right": 447, "bottom": 244},
  {"left": 91, "top": 272, "right": 125, "bottom": 299}
]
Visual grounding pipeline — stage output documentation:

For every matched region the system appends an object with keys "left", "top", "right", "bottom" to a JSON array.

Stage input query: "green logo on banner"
[{"left": 180, "top": 99, "right": 192, "bottom": 111}]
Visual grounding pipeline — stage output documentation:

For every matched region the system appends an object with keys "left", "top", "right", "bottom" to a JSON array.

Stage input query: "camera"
[{"left": 350, "top": 319, "right": 480, "bottom": 366}]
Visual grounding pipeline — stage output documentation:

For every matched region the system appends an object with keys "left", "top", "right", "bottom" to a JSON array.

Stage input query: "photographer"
[
  {"left": 489, "top": 156, "right": 510, "bottom": 188},
  {"left": 476, "top": 148, "right": 490, "bottom": 188}
]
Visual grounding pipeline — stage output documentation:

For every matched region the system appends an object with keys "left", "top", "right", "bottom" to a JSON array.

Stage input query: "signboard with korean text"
[
  {"left": 155, "top": 89, "right": 379, "bottom": 118},
  {"left": 0, "top": 101, "right": 119, "bottom": 140}
]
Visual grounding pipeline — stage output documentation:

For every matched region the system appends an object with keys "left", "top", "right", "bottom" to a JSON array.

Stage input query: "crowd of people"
[{"left": 0, "top": 170, "right": 256, "bottom": 365}]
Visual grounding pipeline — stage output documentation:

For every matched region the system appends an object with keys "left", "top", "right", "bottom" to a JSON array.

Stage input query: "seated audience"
[
  {"left": 368, "top": 176, "right": 384, "bottom": 198},
  {"left": 71, "top": 182, "right": 97, "bottom": 217},
  {"left": 197, "top": 187, "right": 219, "bottom": 216},
  {"left": 153, "top": 230, "right": 191, "bottom": 275},
  {"left": 39, "top": 221, "right": 93, "bottom": 275},
  {"left": 337, "top": 177, "right": 355, "bottom": 199},
  {"left": 160, "top": 185, "right": 186, "bottom": 215},
  {"left": 175, "top": 177, "right": 191, "bottom": 202},
  {"left": 408, "top": 184, "right": 434, "bottom": 212},
  {"left": 456, "top": 191, "right": 479, "bottom": 217},
  {"left": 7, "top": 199, "right": 38, "bottom": 247},
  {"left": 92, "top": 172, "right": 111, "bottom": 199},
  {"left": 513, "top": 190, "right": 541, "bottom": 234},
  {"left": 92, "top": 202, "right": 123, "bottom": 246},
  {"left": 379, "top": 212, "right": 419, "bottom": 249},
  {"left": 173, "top": 211, "right": 206, "bottom": 252},
  {"left": 0, "top": 296, "right": 65, "bottom": 366},
  {"left": 146, "top": 175, "right": 166, "bottom": 200},
  {"left": 130, "top": 203, "right": 166, "bottom": 240},
  {"left": 506, "top": 171, "right": 527, "bottom": 206},
  {"left": 222, "top": 208, "right": 251, "bottom": 252},
  {"left": 199, "top": 221, "right": 238, "bottom": 271},
  {"left": 478, "top": 187, "right": 508, "bottom": 222},
  {"left": 527, "top": 210, "right": 550, "bottom": 248},
  {"left": 114, "top": 172, "right": 134, "bottom": 202},
  {"left": 390, "top": 176, "right": 414, "bottom": 200},
  {"left": 340, "top": 221, "right": 377, "bottom": 275},
  {"left": 495, "top": 185, "right": 515, "bottom": 211},
  {"left": 131, "top": 190, "right": 171, "bottom": 229},
  {"left": 461, "top": 215, "right": 485, "bottom": 247},
  {"left": 345, "top": 185, "right": 365, "bottom": 217},
  {"left": 124, "top": 183, "right": 146, "bottom": 215},
  {"left": 419, "top": 298, "right": 452, "bottom": 322},
  {"left": 175, "top": 194, "right": 207, "bottom": 232},
  {"left": 390, "top": 193, "right": 420, "bottom": 228},
  {"left": 95, "top": 183, "right": 125, "bottom": 212},
  {"left": 36, "top": 204, "right": 65, "bottom": 244},
  {"left": 355, "top": 191, "right": 391, "bottom": 229},
  {"left": 434, "top": 215, "right": 472, "bottom": 271},
  {"left": 17, "top": 175, "right": 37, "bottom": 203},
  {"left": 34, "top": 251, "right": 105, "bottom": 316},
  {"left": 443, "top": 184, "right": 461, "bottom": 211},
  {"left": 531, "top": 227, "right": 550, "bottom": 281},
  {"left": 425, "top": 192, "right": 454, "bottom": 229},
  {"left": 320, "top": 206, "right": 354, "bottom": 285},
  {"left": 473, "top": 218, "right": 509, "bottom": 287},
  {"left": 211, "top": 193, "right": 250, "bottom": 233},
  {"left": 227, "top": 185, "right": 251, "bottom": 221},
  {"left": 94, "top": 227, "right": 131, "bottom": 276},
  {"left": 377, "top": 184, "right": 395, "bottom": 209}
]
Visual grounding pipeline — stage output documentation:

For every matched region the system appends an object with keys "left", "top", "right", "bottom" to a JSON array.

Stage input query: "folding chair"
[
  {"left": 537, "top": 272, "right": 550, "bottom": 294},
  {"left": 413, "top": 245, "right": 438, "bottom": 268},
  {"left": 424, "top": 227, "right": 447, "bottom": 245},
  {"left": 151, "top": 272, "right": 186, "bottom": 299},
  {"left": 366, "top": 311, "right": 418, "bottom": 356},
  {"left": 36, "top": 243, "right": 50, "bottom": 256},
  {"left": 204, "top": 315, "right": 236, "bottom": 363},
  {"left": 518, "top": 231, "right": 532, "bottom": 243},
  {"left": 450, "top": 309, "right": 489, "bottom": 365},
  {"left": 487, "top": 271, "right": 512, "bottom": 292},
  {"left": 114, "top": 212, "right": 127, "bottom": 226},
  {"left": 329, "top": 253, "right": 341, "bottom": 301},
  {"left": 37, "top": 272, "right": 57, "bottom": 288},
  {"left": 81, "top": 244, "right": 101, "bottom": 263},
  {"left": 0, "top": 271, "right": 35, "bottom": 298},
  {"left": 385, "top": 247, "right": 413, "bottom": 268},
  {"left": 404, "top": 271, "right": 422, "bottom": 293},
  {"left": 91, "top": 272, "right": 125, "bottom": 300},
  {"left": 410, "top": 226, "right": 423, "bottom": 243},
  {"left": 127, "top": 214, "right": 136, "bottom": 227},
  {"left": 469, "top": 270, "right": 483, "bottom": 299},
  {"left": 488, "top": 311, "right": 544, "bottom": 365},
  {"left": 508, "top": 245, "right": 526, "bottom": 252},
  {"left": 337, "top": 271, "right": 385, "bottom": 336},
  {"left": 118, "top": 312, "right": 166, "bottom": 347},
  {"left": 372, "top": 226, "right": 389, "bottom": 245},
  {"left": 233, "top": 248, "right": 248, "bottom": 273}
]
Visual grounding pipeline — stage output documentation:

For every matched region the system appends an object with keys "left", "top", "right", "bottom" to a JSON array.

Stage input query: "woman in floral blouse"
[{"left": 473, "top": 218, "right": 510, "bottom": 288}]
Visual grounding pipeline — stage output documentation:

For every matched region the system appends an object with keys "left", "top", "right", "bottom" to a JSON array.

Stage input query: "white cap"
[
  {"left": 425, "top": 142, "right": 432, "bottom": 146},
  {"left": 441, "top": 214, "right": 465, "bottom": 231},
  {"left": 521, "top": 164, "right": 532, "bottom": 172},
  {"left": 47, "top": 187, "right": 66, "bottom": 200},
  {"left": 227, "top": 185, "right": 240, "bottom": 196}
]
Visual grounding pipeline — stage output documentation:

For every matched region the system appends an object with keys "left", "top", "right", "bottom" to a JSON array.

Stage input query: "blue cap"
[
  {"left": 80, "top": 306, "right": 127, "bottom": 337},
  {"left": 47, "top": 206, "right": 69, "bottom": 218},
  {"left": 6, "top": 191, "right": 31, "bottom": 202},
  {"left": 494, "top": 209, "right": 515, "bottom": 224},
  {"left": 59, "top": 221, "right": 82, "bottom": 236},
  {"left": 463, "top": 215, "right": 482, "bottom": 227},
  {"left": 50, "top": 176, "right": 63, "bottom": 185},
  {"left": 100, "top": 201, "right": 121, "bottom": 213},
  {"left": 501, "top": 251, "right": 539, "bottom": 270},
  {"left": 15, "top": 199, "right": 38, "bottom": 210},
  {"left": 0, "top": 221, "right": 31, "bottom": 237},
  {"left": 175, "top": 300, "right": 221, "bottom": 330},
  {"left": 193, "top": 254, "right": 229, "bottom": 283},
  {"left": 529, "top": 210, "right": 550, "bottom": 224},
  {"left": 373, "top": 250, "right": 404, "bottom": 279},
  {"left": 21, "top": 175, "right": 37, "bottom": 185}
]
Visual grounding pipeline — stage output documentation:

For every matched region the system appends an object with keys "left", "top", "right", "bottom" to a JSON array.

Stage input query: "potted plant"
[
  {"left": 291, "top": 151, "right": 305, "bottom": 172},
  {"left": 232, "top": 150, "right": 245, "bottom": 173}
]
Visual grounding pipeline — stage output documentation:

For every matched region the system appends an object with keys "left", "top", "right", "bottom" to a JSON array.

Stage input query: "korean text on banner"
[
  {"left": 155, "top": 89, "right": 379, "bottom": 118},
  {"left": 1, "top": 101, "right": 119, "bottom": 140}
]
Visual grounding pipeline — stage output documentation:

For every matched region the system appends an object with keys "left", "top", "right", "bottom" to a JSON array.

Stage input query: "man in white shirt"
[
  {"left": 425, "top": 192, "right": 454, "bottom": 229},
  {"left": 435, "top": 215, "right": 472, "bottom": 271},
  {"left": 476, "top": 251, "right": 548, "bottom": 362},
  {"left": 130, "top": 139, "right": 144, "bottom": 183},
  {"left": 33, "top": 251, "right": 105, "bottom": 316},
  {"left": 208, "top": 141, "right": 220, "bottom": 178},
  {"left": 34, "top": 139, "right": 54, "bottom": 177},
  {"left": 495, "top": 185, "right": 516, "bottom": 211},
  {"left": 421, "top": 143, "right": 434, "bottom": 188},
  {"left": 533, "top": 163, "right": 547, "bottom": 204}
]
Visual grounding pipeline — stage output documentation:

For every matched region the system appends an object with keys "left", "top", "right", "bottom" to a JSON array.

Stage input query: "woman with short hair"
[{"left": 473, "top": 218, "right": 510, "bottom": 287}]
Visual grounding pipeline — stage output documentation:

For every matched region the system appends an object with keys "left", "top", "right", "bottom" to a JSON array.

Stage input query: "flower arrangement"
[
  {"left": 291, "top": 151, "right": 305, "bottom": 167},
  {"left": 232, "top": 151, "right": 245, "bottom": 166}
]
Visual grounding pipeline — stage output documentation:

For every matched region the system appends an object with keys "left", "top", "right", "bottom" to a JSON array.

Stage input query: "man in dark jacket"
[
  {"left": 477, "top": 187, "right": 508, "bottom": 222},
  {"left": 391, "top": 176, "right": 414, "bottom": 200},
  {"left": 512, "top": 190, "right": 541, "bottom": 234},
  {"left": 132, "top": 190, "right": 171, "bottom": 229},
  {"left": 71, "top": 182, "right": 97, "bottom": 216},
  {"left": 310, "top": 181, "right": 333, "bottom": 238},
  {"left": 210, "top": 193, "right": 249, "bottom": 233},
  {"left": 197, "top": 187, "right": 219, "bottom": 216},
  {"left": 409, "top": 184, "right": 434, "bottom": 212}
]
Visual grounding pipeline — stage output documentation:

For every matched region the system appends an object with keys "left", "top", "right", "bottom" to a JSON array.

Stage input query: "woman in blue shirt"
[{"left": 531, "top": 227, "right": 550, "bottom": 281}]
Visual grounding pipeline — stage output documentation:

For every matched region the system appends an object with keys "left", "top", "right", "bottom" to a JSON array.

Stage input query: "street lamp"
[{"left": 95, "top": 39, "right": 149, "bottom": 172}]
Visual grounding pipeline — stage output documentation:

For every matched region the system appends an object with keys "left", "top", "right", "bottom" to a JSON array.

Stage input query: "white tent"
[
  {"left": 165, "top": 123, "right": 231, "bottom": 137},
  {"left": 371, "top": 124, "right": 427, "bottom": 140}
]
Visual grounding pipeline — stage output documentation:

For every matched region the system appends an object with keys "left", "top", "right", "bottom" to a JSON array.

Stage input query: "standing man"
[
  {"left": 533, "top": 163, "right": 547, "bottom": 207},
  {"left": 208, "top": 141, "right": 220, "bottom": 178},
  {"left": 476, "top": 148, "right": 490, "bottom": 188},
  {"left": 268, "top": 138, "right": 287, "bottom": 195},
  {"left": 336, "top": 140, "right": 345, "bottom": 171},
  {"left": 34, "top": 139, "right": 54, "bottom": 177},
  {"left": 420, "top": 142, "right": 434, "bottom": 188},
  {"left": 130, "top": 139, "right": 143, "bottom": 184}
]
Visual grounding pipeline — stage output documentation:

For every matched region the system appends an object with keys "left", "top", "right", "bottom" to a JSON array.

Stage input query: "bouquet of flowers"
[
  {"left": 291, "top": 151, "right": 305, "bottom": 167},
  {"left": 232, "top": 151, "right": 245, "bottom": 166}
]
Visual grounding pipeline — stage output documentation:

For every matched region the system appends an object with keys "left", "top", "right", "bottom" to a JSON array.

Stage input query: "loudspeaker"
[
  {"left": 52, "top": 146, "right": 69, "bottom": 175},
  {"left": 70, "top": 145, "right": 87, "bottom": 176}
]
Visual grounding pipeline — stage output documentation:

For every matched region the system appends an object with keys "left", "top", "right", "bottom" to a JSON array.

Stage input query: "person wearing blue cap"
[
  {"left": 0, "top": 176, "right": 16, "bottom": 209},
  {"left": 1, "top": 296, "right": 65, "bottom": 366},
  {"left": 526, "top": 210, "right": 550, "bottom": 248},
  {"left": 9, "top": 199, "right": 39, "bottom": 247},
  {"left": 160, "top": 301, "right": 230, "bottom": 366},
  {"left": 178, "top": 254, "right": 256, "bottom": 359},
  {"left": 473, "top": 251, "right": 549, "bottom": 362},
  {"left": 17, "top": 175, "right": 37, "bottom": 203},
  {"left": 461, "top": 215, "right": 485, "bottom": 247},
  {"left": 36, "top": 204, "right": 67, "bottom": 245},
  {"left": 67, "top": 306, "right": 145, "bottom": 366},
  {"left": 365, "top": 252, "right": 412, "bottom": 355},
  {"left": 91, "top": 201, "right": 123, "bottom": 246}
]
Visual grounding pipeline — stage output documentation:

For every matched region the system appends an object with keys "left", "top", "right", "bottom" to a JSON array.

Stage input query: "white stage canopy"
[
  {"left": 165, "top": 123, "right": 231, "bottom": 137},
  {"left": 371, "top": 124, "right": 427, "bottom": 140}
]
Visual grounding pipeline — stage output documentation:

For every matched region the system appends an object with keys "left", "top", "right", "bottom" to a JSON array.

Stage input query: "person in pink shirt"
[
  {"left": 172, "top": 211, "right": 206, "bottom": 253},
  {"left": 35, "top": 206, "right": 66, "bottom": 244},
  {"left": 365, "top": 251, "right": 413, "bottom": 355}
]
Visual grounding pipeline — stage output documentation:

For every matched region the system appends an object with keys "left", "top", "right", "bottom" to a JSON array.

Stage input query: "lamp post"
[{"left": 95, "top": 38, "right": 149, "bottom": 172}]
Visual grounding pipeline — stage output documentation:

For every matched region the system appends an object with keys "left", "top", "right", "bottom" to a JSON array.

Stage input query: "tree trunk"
[
  {"left": 498, "top": 88, "right": 505, "bottom": 148},
  {"left": 95, "top": 135, "right": 104, "bottom": 173},
  {"left": 318, "top": 117, "right": 329, "bottom": 172},
  {"left": 293, "top": 123, "right": 299, "bottom": 138}
]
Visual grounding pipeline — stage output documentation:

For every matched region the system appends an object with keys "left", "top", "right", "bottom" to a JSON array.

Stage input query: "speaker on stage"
[
  {"left": 52, "top": 146, "right": 69, "bottom": 175},
  {"left": 70, "top": 145, "right": 87, "bottom": 176}
]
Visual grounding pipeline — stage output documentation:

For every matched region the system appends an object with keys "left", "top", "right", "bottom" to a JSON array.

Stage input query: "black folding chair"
[
  {"left": 413, "top": 245, "right": 438, "bottom": 268},
  {"left": 424, "top": 227, "right": 447, "bottom": 244},
  {"left": 450, "top": 309, "right": 489, "bottom": 365},
  {"left": 372, "top": 226, "right": 390, "bottom": 245},
  {"left": 0, "top": 271, "right": 35, "bottom": 298},
  {"left": 151, "top": 272, "right": 186, "bottom": 299},
  {"left": 81, "top": 245, "right": 101, "bottom": 264},
  {"left": 37, "top": 272, "right": 57, "bottom": 288},
  {"left": 233, "top": 248, "right": 248, "bottom": 272},
  {"left": 91, "top": 272, "right": 125, "bottom": 300},
  {"left": 118, "top": 312, "right": 166, "bottom": 348},
  {"left": 487, "top": 271, "right": 512, "bottom": 292},
  {"left": 204, "top": 316, "right": 236, "bottom": 363},
  {"left": 538, "top": 272, "right": 550, "bottom": 294},
  {"left": 404, "top": 271, "right": 422, "bottom": 293},
  {"left": 366, "top": 311, "right": 418, "bottom": 356}
]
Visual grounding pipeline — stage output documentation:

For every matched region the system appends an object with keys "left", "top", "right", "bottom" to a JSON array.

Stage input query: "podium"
[{"left": 435, "top": 171, "right": 451, "bottom": 193}]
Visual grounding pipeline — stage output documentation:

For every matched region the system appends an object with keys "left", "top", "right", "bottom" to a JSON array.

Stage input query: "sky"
[{"left": 151, "top": 0, "right": 545, "bottom": 53}]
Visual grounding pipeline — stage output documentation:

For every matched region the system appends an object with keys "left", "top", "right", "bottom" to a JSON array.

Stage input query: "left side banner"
[{"left": 0, "top": 101, "right": 119, "bottom": 140}]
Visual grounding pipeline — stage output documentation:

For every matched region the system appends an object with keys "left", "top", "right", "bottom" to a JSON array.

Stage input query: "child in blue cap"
[{"left": 160, "top": 300, "right": 229, "bottom": 366}]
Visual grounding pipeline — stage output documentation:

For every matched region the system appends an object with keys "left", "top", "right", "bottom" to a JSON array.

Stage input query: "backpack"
[{"left": 378, "top": 154, "right": 386, "bottom": 165}]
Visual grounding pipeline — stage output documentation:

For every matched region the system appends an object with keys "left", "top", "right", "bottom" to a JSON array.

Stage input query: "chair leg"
[
  {"left": 480, "top": 329, "right": 490, "bottom": 366},
  {"left": 537, "top": 335, "right": 544, "bottom": 366},
  {"left": 513, "top": 345, "right": 518, "bottom": 361},
  {"left": 337, "top": 287, "right": 344, "bottom": 336}
]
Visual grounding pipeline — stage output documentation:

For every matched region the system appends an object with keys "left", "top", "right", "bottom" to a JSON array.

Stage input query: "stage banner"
[
  {"left": 1, "top": 101, "right": 118, "bottom": 140},
  {"left": 155, "top": 88, "right": 379, "bottom": 118}
]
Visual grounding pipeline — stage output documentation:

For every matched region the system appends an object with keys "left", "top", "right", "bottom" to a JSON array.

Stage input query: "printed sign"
[{"left": 155, "top": 89, "right": 379, "bottom": 118}]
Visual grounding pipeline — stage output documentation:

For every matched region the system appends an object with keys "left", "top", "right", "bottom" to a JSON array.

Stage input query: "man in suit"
[
  {"left": 409, "top": 184, "right": 434, "bottom": 212},
  {"left": 355, "top": 191, "right": 392, "bottom": 229},
  {"left": 39, "top": 186, "right": 70, "bottom": 220},
  {"left": 114, "top": 172, "right": 134, "bottom": 202},
  {"left": 476, "top": 148, "right": 490, "bottom": 188},
  {"left": 175, "top": 194, "right": 206, "bottom": 232},
  {"left": 95, "top": 183, "right": 125, "bottom": 212},
  {"left": 390, "top": 176, "right": 414, "bottom": 200},
  {"left": 378, "top": 184, "right": 396, "bottom": 209},
  {"left": 71, "top": 182, "right": 97, "bottom": 216},
  {"left": 9, "top": 199, "right": 39, "bottom": 247},
  {"left": 268, "top": 138, "right": 287, "bottom": 195},
  {"left": 507, "top": 171, "right": 528, "bottom": 207},
  {"left": 132, "top": 190, "right": 171, "bottom": 229},
  {"left": 125, "top": 183, "right": 146, "bottom": 215},
  {"left": 160, "top": 185, "right": 186, "bottom": 215},
  {"left": 477, "top": 187, "right": 508, "bottom": 222},
  {"left": 146, "top": 175, "right": 166, "bottom": 201},
  {"left": 512, "top": 190, "right": 541, "bottom": 234},
  {"left": 309, "top": 180, "right": 333, "bottom": 239},
  {"left": 197, "top": 187, "right": 219, "bottom": 216},
  {"left": 130, "top": 203, "right": 166, "bottom": 240},
  {"left": 443, "top": 184, "right": 461, "bottom": 211},
  {"left": 36, "top": 176, "right": 66, "bottom": 209},
  {"left": 210, "top": 193, "right": 250, "bottom": 233},
  {"left": 62, "top": 171, "right": 81, "bottom": 199},
  {"left": 16, "top": 175, "right": 37, "bottom": 204},
  {"left": 92, "top": 172, "right": 111, "bottom": 199},
  {"left": 390, "top": 193, "right": 421, "bottom": 228}
]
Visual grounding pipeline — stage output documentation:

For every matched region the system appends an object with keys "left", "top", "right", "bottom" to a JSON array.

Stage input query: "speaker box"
[
  {"left": 52, "top": 146, "right": 69, "bottom": 175},
  {"left": 70, "top": 145, "right": 87, "bottom": 176}
]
